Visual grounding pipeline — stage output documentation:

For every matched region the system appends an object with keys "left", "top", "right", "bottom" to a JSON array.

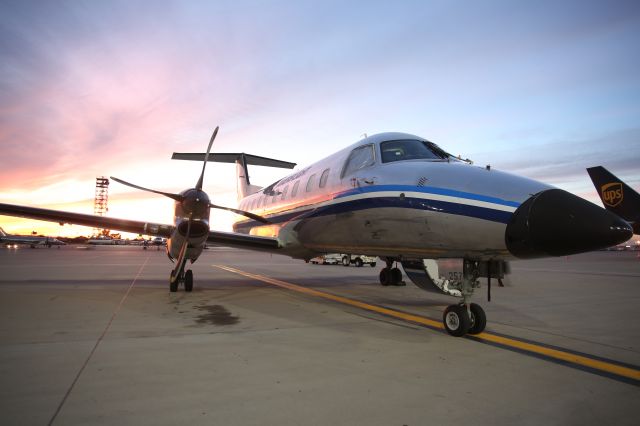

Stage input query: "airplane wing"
[
  {"left": 0, "top": 203, "right": 174, "bottom": 238},
  {"left": 0, "top": 202, "right": 282, "bottom": 251},
  {"left": 206, "top": 230, "right": 280, "bottom": 251}
]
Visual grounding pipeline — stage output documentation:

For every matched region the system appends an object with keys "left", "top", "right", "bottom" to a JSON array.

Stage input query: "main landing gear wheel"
[
  {"left": 443, "top": 305, "right": 470, "bottom": 337},
  {"left": 169, "top": 274, "right": 178, "bottom": 293},
  {"left": 467, "top": 303, "right": 486, "bottom": 334},
  {"left": 379, "top": 268, "right": 390, "bottom": 286},
  {"left": 184, "top": 270, "right": 194, "bottom": 292},
  {"left": 379, "top": 267, "right": 404, "bottom": 286}
]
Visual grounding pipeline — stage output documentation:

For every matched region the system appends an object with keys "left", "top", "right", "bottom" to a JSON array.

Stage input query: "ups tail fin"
[
  {"left": 172, "top": 152, "right": 296, "bottom": 201},
  {"left": 587, "top": 166, "right": 640, "bottom": 233}
]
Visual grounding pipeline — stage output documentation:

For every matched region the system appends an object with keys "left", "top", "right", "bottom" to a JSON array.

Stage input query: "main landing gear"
[
  {"left": 169, "top": 256, "right": 194, "bottom": 293},
  {"left": 169, "top": 269, "right": 194, "bottom": 292},
  {"left": 379, "top": 258, "right": 405, "bottom": 286}
]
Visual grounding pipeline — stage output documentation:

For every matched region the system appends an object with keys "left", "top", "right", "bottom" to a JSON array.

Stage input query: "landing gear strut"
[{"left": 379, "top": 258, "right": 404, "bottom": 286}]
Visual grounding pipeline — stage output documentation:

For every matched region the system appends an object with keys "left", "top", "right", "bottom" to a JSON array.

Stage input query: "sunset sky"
[{"left": 1, "top": 0, "right": 639, "bottom": 239}]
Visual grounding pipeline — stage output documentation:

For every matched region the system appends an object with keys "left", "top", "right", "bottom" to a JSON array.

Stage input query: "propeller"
[
  {"left": 196, "top": 127, "right": 218, "bottom": 191},
  {"left": 110, "top": 126, "right": 272, "bottom": 224},
  {"left": 110, "top": 176, "right": 184, "bottom": 202},
  {"left": 209, "top": 203, "right": 271, "bottom": 224}
]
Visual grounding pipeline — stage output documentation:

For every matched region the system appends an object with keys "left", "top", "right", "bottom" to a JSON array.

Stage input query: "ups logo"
[{"left": 601, "top": 182, "right": 623, "bottom": 207}]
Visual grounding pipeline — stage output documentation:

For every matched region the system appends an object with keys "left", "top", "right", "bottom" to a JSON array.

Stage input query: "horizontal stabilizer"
[{"left": 172, "top": 152, "right": 296, "bottom": 169}]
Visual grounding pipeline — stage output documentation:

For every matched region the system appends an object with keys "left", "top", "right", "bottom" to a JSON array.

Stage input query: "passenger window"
[
  {"left": 319, "top": 168, "right": 330, "bottom": 188},
  {"left": 306, "top": 174, "right": 317, "bottom": 192},
  {"left": 281, "top": 185, "right": 289, "bottom": 200},
  {"left": 341, "top": 144, "right": 375, "bottom": 178},
  {"left": 291, "top": 180, "right": 300, "bottom": 198}
]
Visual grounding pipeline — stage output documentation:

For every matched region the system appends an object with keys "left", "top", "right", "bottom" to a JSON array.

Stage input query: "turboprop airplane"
[
  {"left": 0, "top": 129, "right": 632, "bottom": 336},
  {"left": 0, "top": 227, "right": 66, "bottom": 248},
  {"left": 587, "top": 166, "right": 639, "bottom": 234}
]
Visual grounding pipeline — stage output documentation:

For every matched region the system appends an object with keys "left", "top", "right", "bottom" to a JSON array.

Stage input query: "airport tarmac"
[{"left": 0, "top": 245, "right": 638, "bottom": 425}]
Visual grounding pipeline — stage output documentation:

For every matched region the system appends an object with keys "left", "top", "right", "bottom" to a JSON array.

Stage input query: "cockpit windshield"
[{"left": 380, "top": 139, "right": 452, "bottom": 163}]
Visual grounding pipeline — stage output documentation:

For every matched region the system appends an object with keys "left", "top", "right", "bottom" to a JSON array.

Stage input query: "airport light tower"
[{"left": 93, "top": 176, "right": 109, "bottom": 236}]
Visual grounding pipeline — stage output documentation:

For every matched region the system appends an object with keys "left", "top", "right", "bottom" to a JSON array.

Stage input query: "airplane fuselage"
[{"left": 231, "top": 133, "right": 628, "bottom": 261}]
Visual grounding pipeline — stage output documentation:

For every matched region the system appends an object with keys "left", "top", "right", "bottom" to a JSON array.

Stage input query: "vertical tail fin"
[
  {"left": 587, "top": 166, "right": 639, "bottom": 233},
  {"left": 235, "top": 158, "right": 263, "bottom": 201}
]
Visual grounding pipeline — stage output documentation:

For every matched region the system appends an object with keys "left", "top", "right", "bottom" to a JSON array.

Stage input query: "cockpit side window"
[
  {"left": 341, "top": 144, "right": 375, "bottom": 178},
  {"left": 380, "top": 140, "right": 450, "bottom": 163}
]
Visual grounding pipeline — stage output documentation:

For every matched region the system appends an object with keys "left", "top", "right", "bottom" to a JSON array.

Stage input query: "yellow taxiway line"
[{"left": 214, "top": 264, "right": 640, "bottom": 384}]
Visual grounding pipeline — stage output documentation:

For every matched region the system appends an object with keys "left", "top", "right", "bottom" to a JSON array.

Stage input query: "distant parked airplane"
[
  {"left": 0, "top": 227, "right": 65, "bottom": 248},
  {"left": 587, "top": 166, "right": 639, "bottom": 234}
]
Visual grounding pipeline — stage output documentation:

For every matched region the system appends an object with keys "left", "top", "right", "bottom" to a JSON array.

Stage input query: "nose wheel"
[{"left": 443, "top": 303, "right": 486, "bottom": 336}]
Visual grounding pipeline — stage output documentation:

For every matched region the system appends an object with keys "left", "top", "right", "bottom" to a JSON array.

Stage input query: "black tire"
[
  {"left": 443, "top": 305, "right": 470, "bottom": 337},
  {"left": 184, "top": 270, "right": 193, "bottom": 292},
  {"left": 467, "top": 303, "right": 486, "bottom": 334},
  {"left": 379, "top": 268, "right": 390, "bottom": 286},
  {"left": 342, "top": 256, "right": 350, "bottom": 267},
  {"left": 169, "top": 271, "right": 179, "bottom": 292},
  {"left": 370, "top": 262, "right": 376, "bottom": 267},
  {"left": 391, "top": 267, "right": 403, "bottom": 285},
  {"left": 354, "top": 258, "right": 363, "bottom": 267}
]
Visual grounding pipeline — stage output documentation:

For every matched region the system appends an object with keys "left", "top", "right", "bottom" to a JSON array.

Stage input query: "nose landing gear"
[
  {"left": 441, "top": 260, "right": 488, "bottom": 336},
  {"left": 443, "top": 302, "right": 486, "bottom": 336}
]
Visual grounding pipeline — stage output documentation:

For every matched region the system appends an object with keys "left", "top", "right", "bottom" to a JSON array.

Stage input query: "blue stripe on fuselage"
[
  {"left": 232, "top": 193, "right": 514, "bottom": 233},
  {"left": 336, "top": 185, "right": 521, "bottom": 208}
]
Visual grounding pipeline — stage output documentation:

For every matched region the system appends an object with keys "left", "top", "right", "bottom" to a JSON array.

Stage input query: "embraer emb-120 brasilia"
[{"left": 0, "top": 128, "right": 632, "bottom": 336}]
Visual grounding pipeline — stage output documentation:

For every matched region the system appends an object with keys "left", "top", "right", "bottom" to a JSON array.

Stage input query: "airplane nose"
[{"left": 506, "top": 189, "right": 633, "bottom": 258}]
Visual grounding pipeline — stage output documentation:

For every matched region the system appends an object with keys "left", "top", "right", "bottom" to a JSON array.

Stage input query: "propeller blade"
[
  {"left": 110, "top": 176, "right": 184, "bottom": 202},
  {"left": 195, "top": 126, "right": 219, "bottom": 191},
  {"left": 208, "top": 203, "right": 272, "bottom": 224}
]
